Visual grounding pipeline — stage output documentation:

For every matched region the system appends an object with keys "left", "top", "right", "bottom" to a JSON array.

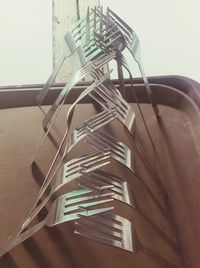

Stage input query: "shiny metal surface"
[
  {"left": 0, "top": 5, "right": 167, "bottom": 258},
  {"left": 104, "top": 7, "right": 160, "bottom": 117},
  {"left": 41, "top": 52, "right": 115, "bottom": 129},
  {"left": 78, "top": 170, "right": 137, "bottom": 209},
  {"left": 85, "top": 130, "right": 135, "bottom": 174},
  {"left": 75, "top": 211, "right": 137, "bottom": 252},
  {"left": 33, "top": 69, "right": 114, "bottom": 162},
  {"left": 67, "top": 109, "right": 116, "bottom": 153},
  {"left": 89, "top": 80, "right": 136, "bottom": 134},
  {"left": 0, "top": 192, "right": 114, "bottom": 257}
]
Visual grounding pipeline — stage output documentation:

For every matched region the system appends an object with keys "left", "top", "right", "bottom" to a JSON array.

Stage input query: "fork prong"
[
  {"left": 86, "top": 136, "right": 126, "bottom": 161},
  {"left": 65, "top": 192, "right": 114, "bottom": 206},
  {"left": 77, "top": 113, "right": 115, "bottom": 138},
  {"left": 66, "top": 154, "right": 110, "bottom": 176},
  {"left": 88, "top": 170, "right": 122, "bottom": 188},
  {"left": 79, "top": 180, "right": 128, "bottom": 205},
  {"left": 90, "top": 91, "right": 126, "bottom": 120},
  {"left": 97, "top": 84, "right": 129, "bottom": 114},
  {"left": 79, "top": 175, "right": 136, "bottom": 208},
  {"left": 75, "top": 221, "right": 122, "bottom": 239},
  {"left": 74, "top": 230, "right": 124, "bottom": 250},
  {"left": 78, "top": 206, "right": 114, "bottom": 218},
  {"left": 80, "top": 173, "right": 121, "bottom": 190},
  {"left": 94, "top": 130, "right": 126, "bottom": 150},
  {"left": 67, "top": 151, "right": 108, "bottom": 168},
  {"left": 74, "top": 212, "right": 135, "bottom": 252},
  {"left": 100, "top": 82, "right": 129, "bottom": 111},
  {"left": 107, "top": 7, "right": 133, "bottom": 35},
  {"left": 78, "top": 177, "right": 114, "bottom": 192},
  {"left": 64, "top": 198, "right": 114, "bottom": 214},
  {"left": 64, "top": 188, "right": 92, "bottom": 199},
  {"left": 88, "top": 130, "right": 124, "bottom": 154},
  {"left": 42, "top": 51, "right": 113, "bottom": 128},
  {"left": 77, "top": 211, "right": 122, "bottom": 230},
  {"left": 91, "top": 131, "right": 125, "bottom": 153},
  {"left": 86, "top": 110, "right": 115, "bottom": 129},
  {"left": 77, "top": 110, "right": 111, "bottom": 132}
]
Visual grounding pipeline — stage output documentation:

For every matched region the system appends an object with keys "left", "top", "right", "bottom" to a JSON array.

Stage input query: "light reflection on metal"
[{"left": 0, "top": 5, "right": 163, "bottom": 256}]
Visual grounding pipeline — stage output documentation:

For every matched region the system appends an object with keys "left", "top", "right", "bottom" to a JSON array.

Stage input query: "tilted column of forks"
[{"left": 0, "top": 5, "right": 166, "bottom": 257}]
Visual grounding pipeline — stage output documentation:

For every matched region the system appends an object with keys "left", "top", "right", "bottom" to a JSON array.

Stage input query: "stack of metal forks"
[{"left": 0, "top": 5, "right": 164, "bottom": 257}]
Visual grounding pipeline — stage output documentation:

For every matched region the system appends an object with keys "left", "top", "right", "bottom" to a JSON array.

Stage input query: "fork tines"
[
  {"left": 89, "top": 81, "right": 136, "bottom": 134},
  {"left": 42, "top": 51, "right": 116, "bottom": 129},
  {"left": 53, "top": 151, "right": 111, "bottom": 192},
  {"left": 75, "top": 211, "right": 137, "bottom": 252},
  {"left": 67, "top": 109, "right": 117, "bottom": 153},
  {"left": 78, "top": 169, "right": 137, "bottom": 209},
  {"left": 85, "top": 130, "right": 135, "bottom": 174}
]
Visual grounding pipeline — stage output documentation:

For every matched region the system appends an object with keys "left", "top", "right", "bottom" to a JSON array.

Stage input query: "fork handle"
[{"left": 0, "top": 220, "right": 45, "bottom": 257}]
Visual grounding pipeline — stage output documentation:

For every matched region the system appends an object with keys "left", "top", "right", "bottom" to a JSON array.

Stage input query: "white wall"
[
  {"left": 0, "top": 0, "right": 199, "bottom": 86},
  {"left": 101, "top": 0, "right": 200, "bottom": 82},
  {"left": 0, "top": 0, "right": 52, "bottom": 86}
]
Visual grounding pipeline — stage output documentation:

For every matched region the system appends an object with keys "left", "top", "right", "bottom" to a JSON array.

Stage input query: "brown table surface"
[{"left": 0, "top": 84, "right": 199, "bottom": 268}]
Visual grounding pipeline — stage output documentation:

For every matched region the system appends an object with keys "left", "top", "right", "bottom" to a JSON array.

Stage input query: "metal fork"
[
  {"left": 90, "top": 82, "right": 136, "bottom": 135},
  {"left": 66, "top": 6, "right": 121, "bottom": 60},
  {"left": 37, "top": 7, "right": 98, "bottom": 106},
  {"left": 38, "top": 7, "right": 115, "bottom": 115},
  {"left": 0, "top": 192, "right": 114, "bottom": 257},
  {"left": 105, "top": 7, "right": 160, "bottom": 117},
  {"left": 85, "top": 129, "right": 135, "bottom": 174},
  {"left": 1, "top": 150, "right": 112, "bottom": 257},
  {"left": 78, "top": 169, "right": 137, "bottom": 209},
  {"left": 26, "top": 141, "right": 133, "bottom": 235},
  {"left": 41, "top": 51, "right": 116, "bottom": 130},
  {"left": 67, "top": 109, "right": 117, "bottom": 153},
  {"left": 32, "top": 69, "right": 114, "bottom": 162},
  {"left": 75, "top": 210, "right": 137, "bottom": 253},
  {"left": 40, "top": 6, "right": 129, "bottom": 129},
  {"left": 28, "top": 151, "right": 112, "bottom": 226},
  {"left": 112, "top": 51, "right": 167, "bottom": 192},
  {"left": 84, "top": 131, "right": 169, "bottom": 219}
]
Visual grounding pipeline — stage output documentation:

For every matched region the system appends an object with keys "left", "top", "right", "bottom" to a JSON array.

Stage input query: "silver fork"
[
  {"left": 37, "top": 7, "right": 98, "bottom": 106},
  {"left": 67, "top": 108, "right": 117, "bottom": 153},
  {"left": 84, "top": 131, "right": 169, "bottom": 219},
  {"left": 78, "top": 169, "right": 137, "bottom": 209},
  {"left": 40, "top": 6, "right": 130, "bottom": 126},
  {"left": 104, "top": 7, "right": 160, "bottom": 117},
  {"left": 41, "top": 51, "right": 116, "bottom": 130},
  {"left": 0, "top": 192, "right": 114, "bottom": 257},
  {"left": 75, "top": 210, "right": 137, "bottom": 253},
  {"left": 87, "top": 76, "right": 136, "bottom": 135},
  {"left": 66, "top": 6, "right": 120, "bottom": 60},
  {"left": 25, "top": 142, "right": 133, "bottom": 235},
  {"left": 85, "top": 129, "right": 135, "bottom": 174},
  {"left": 1, "top": 151, "right": 112, "bottom": 257},
  {"left": 39, "top": 7, "right": 116, "bottom": 121},
  {"left": 32, "top": 68, "right": 114, "bottom": 162},
  {"left": 27, "top": 151, "right": 112, "bottom": 227},
  {"left": 112, "top": 52, "right": 167, "bottom": 193}
]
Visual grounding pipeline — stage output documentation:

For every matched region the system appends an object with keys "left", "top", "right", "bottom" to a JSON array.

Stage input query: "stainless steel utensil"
[
  {"left": 0, "top": 192, "right": 114, "bottom": 257},
  {"left": 105, "top": 7, "right": 160, "bottom": 117},
  {"left": 67, "top": 109, "right": 117, "bottom": 153},
  {"left": 33, "top": 69, "right": 114, "bottom": 162},
  {"left": 75, "top": 210, "right": 137, "bottom": 252},
  {"left": 78, "top": 169, "right": 137, "bottom": 209},
  {"left": 41, "top": 52, "right": 115, "bottom": 129},
  {"left": 89, "top": 81, "right": 136, "bottom": 134},
  {"left": 85, "top": 129, "right": 135, "bottom": 173},
  {"left": 0, "top": 150, "right": 112, "bottom": 257}
]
